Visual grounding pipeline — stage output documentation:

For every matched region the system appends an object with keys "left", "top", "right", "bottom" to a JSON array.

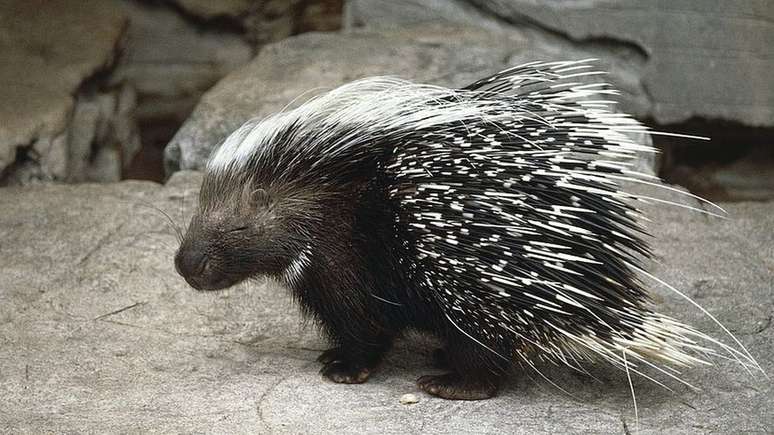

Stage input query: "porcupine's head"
[
  {"left": 174, "top": 120, "right": 316, "bottom": 291},
  {"left": 175, "top": 170, "right": 304, "bottom": 290},
  {"left": 173, "top": 77, "right": 422, "bottom": 291}
]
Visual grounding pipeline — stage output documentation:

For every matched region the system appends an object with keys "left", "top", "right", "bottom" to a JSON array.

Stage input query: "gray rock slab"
[
  {"left": 167, "top": 0, "right": 343, "bottom": 46},
  {"left": 473, "top": 0, "right": 774, "bottom": 125},
  {"left": 347, "top": 0, "right": 774, "bottom": 126},
  {"left": 170, "top": 0, "right": 253, "bottom": 19},
  {"left": 343, "top": 0, "right": 508, "bottom": 32},
  {"left": 0, "top": 173, "right": 771, "bottom": 433},
  {"left": 110, "top": 0, "right": 254, "bottom": 122},
  {"left": 0, "top": 0, "right": 138, "bottom": 184}
]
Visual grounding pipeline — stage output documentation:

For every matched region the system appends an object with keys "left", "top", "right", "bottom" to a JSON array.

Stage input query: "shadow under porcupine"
[{"left": 174, "top": 60, "right": 761, "bottom": 401}]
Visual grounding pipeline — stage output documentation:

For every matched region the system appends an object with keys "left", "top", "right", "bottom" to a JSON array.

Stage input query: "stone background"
[{"left": 0, "top": 0, "right": 340, "bottom": 185}]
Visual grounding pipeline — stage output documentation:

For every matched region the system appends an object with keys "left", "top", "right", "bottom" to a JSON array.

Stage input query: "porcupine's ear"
[{"left": 241, "top": 185, "right": 273, "bottom": 210}]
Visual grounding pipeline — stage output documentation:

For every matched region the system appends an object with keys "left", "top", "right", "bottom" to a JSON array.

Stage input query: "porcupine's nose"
[{"left": 174, "top": 244, "right": 208, "bottom": 289}]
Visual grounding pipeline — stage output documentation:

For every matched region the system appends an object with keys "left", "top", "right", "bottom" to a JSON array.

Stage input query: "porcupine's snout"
[
  {"left": 175, "top": 239, "right": 234, "bottom": 291},
  {"left": 175, "top": 241, "right": 210, "bottom": 290},
  {"left": 174, "top": 213, "right": 248, "bottom": 291}
]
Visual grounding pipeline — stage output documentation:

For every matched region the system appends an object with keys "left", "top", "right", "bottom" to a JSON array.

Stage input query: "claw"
[
  {"left": 321, "top": 360, "right": 371, "bottom": 384},
  {"left": 417, "top": 372, "right": 497, "bottom": 400}
]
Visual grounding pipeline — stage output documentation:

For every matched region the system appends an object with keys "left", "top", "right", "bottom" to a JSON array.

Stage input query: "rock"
[
  {"left": 344, "top": 1, "right": 650, "bottom": 115},
  {"left": 0, "top": 175, "right": 772, "bottom": 432},
  {"left": 347, "top": 0, "right": 774, "bottom": 127},
  {"left": 343, "top": 0, "right": 506, "bottom": 31},
  {"left": 0, "top": 0, "right": 139, "bottom": 185},
  {"left": 110, "top": 0, "right": 254, "bottom": 123},
  {"left": 474, "top": 0, "right": 774, "bottom": 125},
  {"left": 295, "top": 0, "right": 343, "bottom": 34},
  {"left": 68, "top": 90, "right": 138, "bottom": 183},
  {"left": 167, "top": 0, "right": 343, "bottom": 45},
  {"left": 171, "top": 0, "right": 254, "bottom": 19},
  {"left": 112, "top": 0, "right": 340, "bottom": 182},
  {"left": 0, "top": 0, "right": 340, "bottom": 185}
]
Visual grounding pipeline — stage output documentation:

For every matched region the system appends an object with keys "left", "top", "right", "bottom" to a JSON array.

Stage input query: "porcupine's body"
[{"left": 175, "top": 61, "right": 756, "bottom": 399}]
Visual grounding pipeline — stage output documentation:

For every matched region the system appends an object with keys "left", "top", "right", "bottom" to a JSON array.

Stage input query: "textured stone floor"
[{"left": 1, "top": 172, "right": 771, "bottom": 434}]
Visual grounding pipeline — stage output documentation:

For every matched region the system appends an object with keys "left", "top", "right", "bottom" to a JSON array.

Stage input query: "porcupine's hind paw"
[
  {"left": 318, "top": 347, "right": 379, "bottom": 384},
  {"left": 418, "top": 373, "right": 498, "bottom": 400}
]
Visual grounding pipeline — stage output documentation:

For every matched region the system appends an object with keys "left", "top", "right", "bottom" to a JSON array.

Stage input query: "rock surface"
[
  {"left": 0, "top": 173, "right": 771, "bottom": 433},
  {"left": 172, "top": 0, "right": 253, "bottom": 19},
  {"left": 0, "top": 0, "right": 139, "bottom": 184},
  {"left": 167, "top": 0, "right": 342, "bottom": 45},
  {"left": 110, "top": 0, "right": 254, "bottom": 123},
  {"left": 347, "top": 0, "right": 774, "bottom": 126}
]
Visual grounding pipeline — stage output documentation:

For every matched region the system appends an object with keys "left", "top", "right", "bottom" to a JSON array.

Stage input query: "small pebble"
[{"left": 399, "top": 393, "right": 420, "bottom": 405}]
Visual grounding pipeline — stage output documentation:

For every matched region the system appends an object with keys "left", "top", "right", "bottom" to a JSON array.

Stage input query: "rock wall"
[
  {"left": 170, "top": 0, "right": 342, "bottom": 45},
  {"left": 0, "top": 0, "right": 136, "bottom": 184},
  {"left": 346, "top": 0, "right": 774, "bottom": 126},
  {"left": 0, "top": 0, "right": 342, "bottom": 185},
  {"left": 110, "top": 1, "right": 253, "bottom": 126}
]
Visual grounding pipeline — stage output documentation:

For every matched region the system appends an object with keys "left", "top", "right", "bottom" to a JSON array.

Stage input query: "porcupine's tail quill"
[{"left": 470, "top": 59, "right": 764, "bottom": 381}]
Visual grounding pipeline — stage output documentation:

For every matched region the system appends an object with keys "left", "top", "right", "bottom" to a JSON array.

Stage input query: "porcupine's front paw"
[
  {"left": 417, "top": 373, "right": 497, "bottom": 400},
  {"left": 318, "top": 347, "right": 372, "bottom": 384}
]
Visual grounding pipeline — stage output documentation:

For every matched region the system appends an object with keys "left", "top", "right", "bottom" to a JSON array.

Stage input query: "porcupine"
[{"left": 174, "top": 60, "right": 760, "bottom": 400}]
